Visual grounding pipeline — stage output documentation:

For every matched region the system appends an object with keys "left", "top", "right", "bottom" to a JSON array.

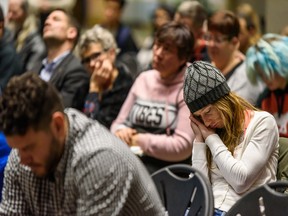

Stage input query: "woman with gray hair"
[
  {"left": 78, "top": 25, "right": 133, "bottom": 128},
  {"left": 246, "top": 33, "right": 288, "bottom": 137}
]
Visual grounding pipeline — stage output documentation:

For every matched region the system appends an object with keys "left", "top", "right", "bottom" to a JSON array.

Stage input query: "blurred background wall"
[{"left": 73, "top": 0, "right": 288, "bottom": 48}]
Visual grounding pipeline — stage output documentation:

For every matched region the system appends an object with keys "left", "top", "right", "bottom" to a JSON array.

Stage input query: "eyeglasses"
[
  {"left": 81, "top": 51, "right": 103, "bottom": 65},
  {"left": 203, "top": 34, "right": 230, "bottom": 44}
]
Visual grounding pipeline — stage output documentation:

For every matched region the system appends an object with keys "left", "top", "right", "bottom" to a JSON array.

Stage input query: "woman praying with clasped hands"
[{"left": 183, "top": 61, "right": 279, "bottom": 215}]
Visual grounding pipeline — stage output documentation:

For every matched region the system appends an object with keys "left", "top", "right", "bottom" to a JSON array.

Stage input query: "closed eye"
[{"left": 205, "top": 107, "right": 211, "bottom": 114}]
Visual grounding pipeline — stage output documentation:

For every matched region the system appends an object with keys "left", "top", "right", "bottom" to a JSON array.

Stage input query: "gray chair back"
[
  {"left": 151, "top": 164, "right": 214, "bottom": 216},
  {"left": 226, "top": 181, "right": 288, "bottom": 216}
]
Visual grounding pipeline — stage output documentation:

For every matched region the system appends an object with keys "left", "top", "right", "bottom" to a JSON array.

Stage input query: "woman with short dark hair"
[
  {"left": 205, "top": 10, "right": 264, "bottom": 105},
  {"left": 111, "top": 22, "right": 195, "bottom": 174}
]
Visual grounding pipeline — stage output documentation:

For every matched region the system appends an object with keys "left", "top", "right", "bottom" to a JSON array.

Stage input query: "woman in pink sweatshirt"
[{"left": 111, "top": 22, "right": 195, "bottom": 173}]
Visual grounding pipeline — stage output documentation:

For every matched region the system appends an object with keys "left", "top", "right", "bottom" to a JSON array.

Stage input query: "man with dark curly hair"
[{"left": 0, "top": 72, "right": 165, "bottom": 215}]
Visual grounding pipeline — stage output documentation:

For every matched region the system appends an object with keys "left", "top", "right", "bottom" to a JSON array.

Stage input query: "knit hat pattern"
[{"left": 184, "top": 61, "right": 230, "bottom": 113}]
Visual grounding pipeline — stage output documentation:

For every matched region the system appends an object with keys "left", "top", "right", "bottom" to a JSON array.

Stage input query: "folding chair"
[
  {"left": 277, "top": 137, "right": 288, "bottom": 181},
  {"left": 226, "top": 181, "right": 288, "bottom": 216},
  {"left": 151, "top": 164, "right": 214, "bottom": 216}
]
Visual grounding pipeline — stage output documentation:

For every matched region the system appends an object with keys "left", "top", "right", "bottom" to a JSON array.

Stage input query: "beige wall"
[
  {"left": 0, "top": 0, "right": 8, "bottom": 16},
  {"left": 85, "top": 0, "right": 105, "bottom": 27},
  {"left": 230, "top": 0, "right": 288, "bottom": 34},
  {"left": 266, "top": 0, "right": 288, "bottom": 34}
]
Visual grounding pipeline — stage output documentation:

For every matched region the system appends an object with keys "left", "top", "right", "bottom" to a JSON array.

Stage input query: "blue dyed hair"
[{"left": 246, "top": 33, "right": 288, "bottom": 84}]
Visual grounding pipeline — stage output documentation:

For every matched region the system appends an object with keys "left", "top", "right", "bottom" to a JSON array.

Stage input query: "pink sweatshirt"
[{"left": 111, "top": 67, "right": 194, "bottom": 161}]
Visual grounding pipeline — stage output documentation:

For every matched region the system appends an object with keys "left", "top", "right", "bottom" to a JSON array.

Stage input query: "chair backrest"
[
  {"left": 226, "top": 181, "right": 288, "bottom": 216},
  {"left": 151, "top": 164, "right": 214, "bottom": 216},
  {"left": 277, "top": 137, "right": 288, "bottom": 180}
]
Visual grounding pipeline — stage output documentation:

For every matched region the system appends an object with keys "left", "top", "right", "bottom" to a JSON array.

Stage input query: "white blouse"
[{"left": 192, "top": 111, "right": 279, "bottom": 212}]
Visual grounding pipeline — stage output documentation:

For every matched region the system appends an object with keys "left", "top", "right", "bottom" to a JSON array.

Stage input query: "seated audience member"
[
  {"left": 101, "top": 0, "right": 140, "bottom": 79},
  {"left": 174, "top": 0, "right": 210, "bottom": 62},
  {"left": 205, "top": 10, "right": 264, "bottom": 105},
  {"left": 137, "top": 3, "right": 175, "bottom": 71},
  {"left": 246, "top": 33, "right": 288, "bottom": 138},
  {"left": 184, "top": 61, "right": 278, "bottom": 215},
  {"left": 7, "top": 0, "right": 46, "bottom": 72},
  {"left": 0, "top": 5, "right": 23, "bottom": 90},
  {"left": 78, "top": 25, "right": 133, "bottom": 128},
  {"left": 0, "top": 72, "right": 165, "bottom": 215},
  {"left": 32, "top": 9, "right": 89, "bottom": 110},
  {"left": 111, "top": 22, "right": 195, "bottom": 174},
  {"left": 236, "top": 3, "right": 262, "bottom": 55},
  {"left": 28, "top": 0, "right": 76, "bottom": 33},
  {"left": 0, "top": 132, "right": 11, "bottom": 202},
  {"left": 102, "top": 0, "right": 138, "bottom": 57}
]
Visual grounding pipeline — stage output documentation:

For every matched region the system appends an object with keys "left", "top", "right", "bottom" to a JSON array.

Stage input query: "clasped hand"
[
  {"left": 115, "top": 127, "right": 139, "bottom": 146},
  {"left": 189, "top": 115, "right": 215, "bottom": 142},
  {"left": 90, "top": 59, "right": 114, "bottom": 92}
]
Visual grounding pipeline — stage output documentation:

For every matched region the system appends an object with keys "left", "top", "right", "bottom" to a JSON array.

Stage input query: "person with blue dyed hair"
[{"left": 246, "top": 33, "right": 288, "bottom": 137}]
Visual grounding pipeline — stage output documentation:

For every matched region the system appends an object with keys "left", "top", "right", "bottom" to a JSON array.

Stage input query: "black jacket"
[
  {"left": 32, "top": 53, "right": 89, "bottom": 110},
  {"left": 0, "top": 30, "right": 23, "bottom": 90}
]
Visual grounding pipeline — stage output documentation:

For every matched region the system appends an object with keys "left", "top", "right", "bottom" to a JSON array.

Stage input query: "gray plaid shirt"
[{"left": 0, "top": 109, "right": 165, "bottom": 215}]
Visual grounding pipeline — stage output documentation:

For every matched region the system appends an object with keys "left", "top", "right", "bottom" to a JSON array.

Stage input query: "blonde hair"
[{"left": 206, "top": 92, "right": 258, "bottom": 180}]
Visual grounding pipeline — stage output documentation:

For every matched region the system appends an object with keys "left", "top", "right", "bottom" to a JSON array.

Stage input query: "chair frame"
[
  {"left": 277, "top": 137, "right": 288, "bottom": 180},
  {"left": 151, "top": 164, "right": 214, "bottom": 216},
  {"left": 226, "top": 181, "right": 288, "bottom": 216}
]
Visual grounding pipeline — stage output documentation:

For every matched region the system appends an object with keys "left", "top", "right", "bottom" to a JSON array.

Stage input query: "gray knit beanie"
[{"left": 184, "top": 61, "right": 230, "bottom": 113}]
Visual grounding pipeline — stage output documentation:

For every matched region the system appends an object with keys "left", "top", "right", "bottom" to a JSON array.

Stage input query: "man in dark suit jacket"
[
  {"left": 7, "top": 0, "right": 47, "bottom": 72},
  {"left": 33, "top": 9, "right": 89, "bottom": 110}
]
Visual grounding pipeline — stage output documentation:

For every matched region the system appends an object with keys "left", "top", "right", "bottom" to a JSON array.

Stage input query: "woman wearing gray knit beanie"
[{"left": 183, "top": 61, "right": 279, "bottom": 215}]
